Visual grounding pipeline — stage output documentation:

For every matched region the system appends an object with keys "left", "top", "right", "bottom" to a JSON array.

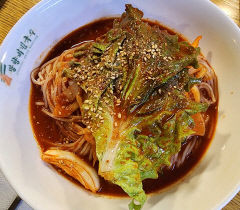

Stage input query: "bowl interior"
[{"left": 0, "top": 0, "right": 240, "bottom": 209}]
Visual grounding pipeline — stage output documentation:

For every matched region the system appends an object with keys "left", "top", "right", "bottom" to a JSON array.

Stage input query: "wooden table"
[{"left": 0, "top": 0, "right": 239, "bottom": 209}]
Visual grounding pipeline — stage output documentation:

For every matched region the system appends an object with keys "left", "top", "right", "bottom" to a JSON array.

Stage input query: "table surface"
[{"left": 0, "top": 0, "right": 239, "bottom": 209}]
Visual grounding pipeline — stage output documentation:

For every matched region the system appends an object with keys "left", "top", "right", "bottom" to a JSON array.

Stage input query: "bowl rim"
[{"left": 0, "top": 0, "right": 240, "bottom": 209}]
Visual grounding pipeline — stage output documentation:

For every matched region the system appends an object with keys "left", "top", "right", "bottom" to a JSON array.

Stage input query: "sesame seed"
[
  {"left": 115, "top": 122, "right": 118, "bottom": 127},
  {"left": 118, "top": 113, "right": 122, "bottom": 119}
]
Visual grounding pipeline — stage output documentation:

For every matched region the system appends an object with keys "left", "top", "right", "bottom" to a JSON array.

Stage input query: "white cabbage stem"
[{"left": 42, "top": 149, "right": 100, "bottom": 192}]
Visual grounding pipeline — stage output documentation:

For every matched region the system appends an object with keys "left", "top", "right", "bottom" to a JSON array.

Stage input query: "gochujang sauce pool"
[{"left": 30, "top": 18, "right": 218, "bottom": 196}]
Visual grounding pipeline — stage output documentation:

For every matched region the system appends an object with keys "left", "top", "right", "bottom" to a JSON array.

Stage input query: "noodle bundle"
[{"left": 31, "top": 46, "right": 97, "bottom": 164}]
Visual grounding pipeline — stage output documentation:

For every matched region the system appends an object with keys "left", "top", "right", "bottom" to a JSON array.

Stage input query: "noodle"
[
  {"left": 170, "top": 56, "right": 217, "bottom": 168},
  {"left": 31, "top": 45, "right": 96, "bottom": 159}
]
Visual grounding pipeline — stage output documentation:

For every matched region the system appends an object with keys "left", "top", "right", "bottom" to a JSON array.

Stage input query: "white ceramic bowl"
[{"left": 0, "top": 0, "right": 240, "bottom": 209}]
